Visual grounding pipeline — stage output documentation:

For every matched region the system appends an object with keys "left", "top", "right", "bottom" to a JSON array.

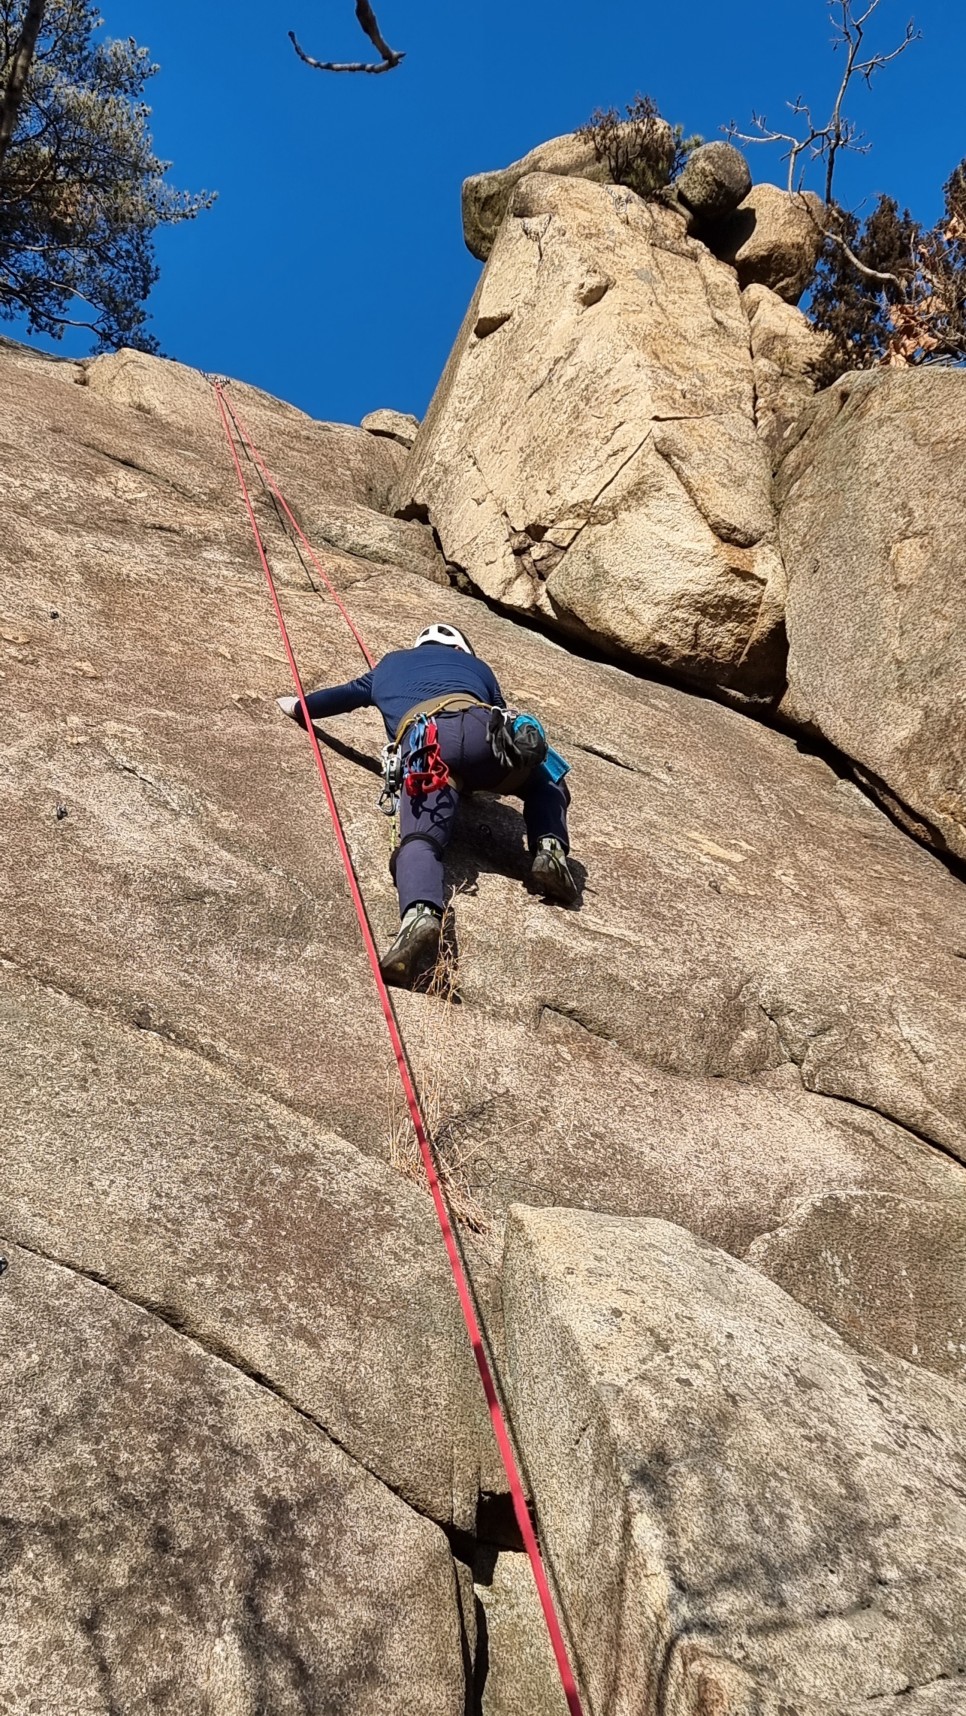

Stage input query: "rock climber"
[{"left": 277, "top": 622, "right": 577, "bottom": 988}]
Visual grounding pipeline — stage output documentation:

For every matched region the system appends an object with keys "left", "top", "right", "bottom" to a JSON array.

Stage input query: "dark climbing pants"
[{"left": 394, "top": 708, "right": 570, "bottom": 917}]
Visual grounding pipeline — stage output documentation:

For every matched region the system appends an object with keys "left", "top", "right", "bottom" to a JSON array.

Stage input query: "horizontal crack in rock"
[
  {"left": 572, "top": 740, "right": 639, "bottom": 774},
  {"left": 73, "top": 439, "right": 204, "bottom": 504},
  {"left": 865, "top": 1672, "right": 966, "bottom": 1703},
  {"left": 538, "top": 1002, "right": 615, "bottom": 1043}
]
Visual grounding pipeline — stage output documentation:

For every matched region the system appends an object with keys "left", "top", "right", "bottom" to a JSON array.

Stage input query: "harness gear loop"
[
  {"left": 404, "top": 715, "right": 450, "bottom": 799},
  {"left": 213, "top": 382, "right": 586, "bottom": 1716}
]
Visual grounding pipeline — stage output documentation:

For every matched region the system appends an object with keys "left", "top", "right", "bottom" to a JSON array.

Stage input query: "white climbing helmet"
[{"left": 413, "top": 623, "right": 474, "bottom": 655}]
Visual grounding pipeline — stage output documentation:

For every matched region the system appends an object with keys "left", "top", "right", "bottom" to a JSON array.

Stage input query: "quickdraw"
[{"left": 403, "top": 715, "right": 450, "bottom": 799}]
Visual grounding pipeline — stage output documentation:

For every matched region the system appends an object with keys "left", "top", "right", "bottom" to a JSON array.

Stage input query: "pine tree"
[
  {"left": 809, "top": 173, "right": 966, "bottom": 380},
  {"left": 0, "top": 0, "right": 213, "bottom": 352}
]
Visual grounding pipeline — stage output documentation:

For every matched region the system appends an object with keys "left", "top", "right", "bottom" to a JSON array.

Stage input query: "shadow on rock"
[{"left": 450, "top": 795, "right": 587, "bottom": 913}]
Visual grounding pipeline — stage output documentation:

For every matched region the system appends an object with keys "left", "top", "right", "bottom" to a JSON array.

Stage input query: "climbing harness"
[
  {"left": 213, "top": 384, "right": 585, "bottom": 1716},
  {"left": 380, "top": 717, "right": 451, "bottom": 875},
  {"left": 382, "top": 693, "right": 486, "bottom": 826},
  {"left": 393, "top": 691, "right": 490, "bottom": 745},
  {"left": 378, "top": 707, "right": 457, "bottom": 828}
]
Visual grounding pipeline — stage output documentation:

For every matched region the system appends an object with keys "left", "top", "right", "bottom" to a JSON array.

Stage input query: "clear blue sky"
[{"left": 11, "top": 0, "right": 966, "bottom": 425}]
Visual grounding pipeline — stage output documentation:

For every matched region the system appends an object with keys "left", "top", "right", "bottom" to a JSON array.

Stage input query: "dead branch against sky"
[
  {"left": 289, "top": 0, "right": 404, "bottom": 75},
  {"left": 725, "top": 0, "right": 919, "bottom": 203}
]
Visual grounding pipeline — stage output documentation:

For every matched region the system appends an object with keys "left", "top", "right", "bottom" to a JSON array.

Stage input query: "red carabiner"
[{"left": 404, "top": 718, "right": 450, "bottom": 797}]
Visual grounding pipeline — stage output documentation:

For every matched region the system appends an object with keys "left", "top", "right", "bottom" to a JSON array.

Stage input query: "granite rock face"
[
  {"left": 3, "top": 334, "right": 966, "bottom": 1710},
  {"left": 744, "top": 282, "right": 831, "bottom": 455},
  {"left": 503, "top": 1207, "right": 966, "bottom": 1716},
  {"left": 474, "top": 1551, "right": 569, "bottom": 1716},
  {"left": 777, "top": 369, "right": 966, "bottom": 861},
  {"left": 746, "top": 1190, "right": 966, "bottom": 1383},
  {"left": 0, "top": 1242, "right": 467, "bottom": 1715},
  {"left": 0, "top": 969, "right": 487, "bottom": 1525},
  {"left": 400, "top": 173, "right": 787, "bottom": 697},
  {"left": 79, "top": 346, "right": 447, "bottom": 585}
]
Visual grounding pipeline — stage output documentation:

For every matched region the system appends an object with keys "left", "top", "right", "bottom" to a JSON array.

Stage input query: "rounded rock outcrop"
[
  {"left": 714, "top": 183, "right": 827, "bottom": 304},
  {"left": 673, "top": 140, "right": 752, "bottom": 221},
  {"left": 362, "top": 407, "right": 420, "bottom": 448},
  {"left": 461, "top": 121, "right": 674, "bottom": 262}
]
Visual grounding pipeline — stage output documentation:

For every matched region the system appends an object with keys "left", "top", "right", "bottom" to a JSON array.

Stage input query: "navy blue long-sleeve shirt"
[{"left": 304, "top": 645, "right": 505, "bottom": 740}]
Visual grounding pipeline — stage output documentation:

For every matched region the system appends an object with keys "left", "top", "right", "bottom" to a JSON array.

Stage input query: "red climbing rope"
[
  {"left": 214, "top": 384, "right": 585, "bottom": 1716},
  {"left": 216, "top": 393, "right": 375, "bottom": 670}
]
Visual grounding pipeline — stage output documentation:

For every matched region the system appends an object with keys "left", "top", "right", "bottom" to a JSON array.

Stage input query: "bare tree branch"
[
  {"left": 0, "top": 270, "right": 100, "bottom": 330},
  {"left": 725, "top": 118, "right": 818, "bottom": 195},
  {"left": 826, "top": 228, "right": 904, "bottom": 286},
  {"left": 350, "top": 0, "right": 401, "bottom": 65},
  {"left": 289, "top": 0, "right": 404, "bottom": 76},
  {"left": 823, "top": 0, "right": 919, "bottom": 202},
  {"left": 0, "top": 0, "right": 47, "bottom": 170},
  {"left": 791, "top": 188, "right": 904, "bottom": 288},
  {"left": 724, "top": 0, "right": 919, "bottom": 204}
]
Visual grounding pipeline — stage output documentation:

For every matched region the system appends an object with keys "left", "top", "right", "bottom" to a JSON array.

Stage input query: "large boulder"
[
  {"left": 673, "top": 140, "right": 751, "bottom": 221},
  {"left": 503, "top": 1207, "right": 966, "bottom": 1716},
  {"left": 713, "top": 183, "right": 826, "bottom": 304},
  {"left": 0, "top": 1242, "right": 466, "bottom": 1713},
  {"left": 461, "top": 123, "right": 671, "bottom": 262},
  {"left": 399, "top": 172, "right": 787, "bottom": 698},
  {"left": 743, "top": 282, "right": 832, "bottom": 453},
  {"left": 776, "top": 369, "right": 966, "bottom": 862}
]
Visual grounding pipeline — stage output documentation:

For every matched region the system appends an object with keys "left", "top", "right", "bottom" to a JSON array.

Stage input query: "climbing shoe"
[
  {"left": 379, "top": 904, "right": 443, "bottom": 990},
  {"left": 276, "top": 695, "right": 305, "bottom": 725},
  {"left": 530, "top": 837, "right": 578, "bottom": 903}
]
